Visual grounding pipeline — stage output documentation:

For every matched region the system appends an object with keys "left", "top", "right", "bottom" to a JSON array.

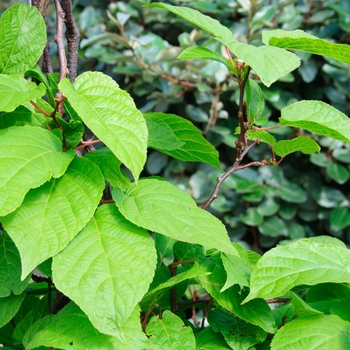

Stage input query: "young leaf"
[
  {"left": 0, "top": 4, "right": 46, "bottom": 74},
  {"left": 280, "top": 101, "right": 350, "bottom": 143},
  {"left": 178, "top": 46, "right": 237, "bottom": 75},
  {"left": 52, "top": 204, "right": 157, "bottom": 339},
  {"left": 0, "top": 75, "right": 45, "bottom": 112},
  {"left": 244, "top": 238, "right": 350, "bottom": 303},
  {"left": 59, "top": 71, "right": 148, "bottom": 181},
  {"left": 146, "top": 310, "right": 196, "bottom": 350},
  {"left": 147, "top": 3, "right": 300, "bottom": 87},
  {"left": 208, "top": 308, "right": 267, "bottom": 350},
  {"left": 197, "top": 253, "right": 276, "bottom": 333},
  {"left": 23, "top": 302, "right": 149, "bottom": 350},
  {"left": 0, "top": 125, "right": 74, "bottom": 217},
  {"left": 270, "top": 315, "right": 350, "bottom": 350},
  {"left": 245, "top": 78, "right": 265, "bottom": 120},
  {"left": 145, "top": 3, "right": 233, "bottom": 42},
  {"left": 141, "top": 263, "right": 211, "bottom": 309},
  {"left": 262, "top": 29, "right": 350, "bottom": 65},
  {"left": 112, "top": 178, "right": 238, "bottom": 256},
  {"left": 273, "top": 136, "right": 320, "bottom": 157},
  {"left": 2, "top": 157, "right": 104, "bottom": 279},
  {"left": 0, "top": 233, "right": 31, "bottom": 297},
  {"left": 144, "top": 112, "right": 221, "bottom": 169},
  {"left": 84, "top": 147, "right": 131, "bottom": 190},
  {"left": 246, "top": 129, "right": 276, "bottom": 146},
  {"left": 0, "top": 292, "right": 25, "bottom": 328}
]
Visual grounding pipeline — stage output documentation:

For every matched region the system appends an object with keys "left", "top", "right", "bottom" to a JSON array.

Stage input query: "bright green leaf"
[
  {"left": 59, "top": 72, "right": 148, "bottom": 181},
  {"left": 52, "top": 204, "right": 156, "bottom": 339},
  {"left": 84, "top": 147, "right": 131, "bottom": 190},
  {"left": 0, "top": 75, "right": 45, "bottom": 112},
  {"left": 2, "top": 157, "right": 104, "bottom": 279},
  {"left": 23, "top": 302, "right": 148, "bottom": 350},
  {"left": 0, "top": 125, "right": 74, "bottom": 217},
  {"left": 0, "top": 232, "right": 30, "bottom": 297},
  {"left": 147, "top": 3, "right": 300, "bottom": 87},
  {"left": 221, "top": 244, "right": 253, "bottom": 289},
  {"left": 0, "top": 4, "right": 46, "bottom": 74},
  {"left": 208, "top": 308, "right": 267, "bottom": 350},
  {"left": 262, "top": 29, "right": 350, "bottom": 65},
  {"left": 146, "top": 310, "right": 196, "bottom": 350},
  {"left": 244, "top": 238, "right": 350, "bottom": 303},
  {"left": 273, "top": 136, "right": 320, "bottom": 157},
  {"left": 246, "top": 129, "right": 276, "bottom": 146},
  {"left": 0, "top": 292, "right": 25, "bottom": 328},
  {"left": 270, "top": 315, "right": 350, "bottom": 350},
  {"left": 178, "top": 46, "right": 237, "bottom": 75},
  {"left": 280, "top": 101, "right": 350, "bottom": 143},
  {"left": 144, "top": 112, "right": 221, "bottom": 169},
  {"left": 245, "top": 78, "right": 265, "bottom": 120},
  {"left": 289, "top": 291, "right": 322, "bottom": 318},
  {"left": 331, "top": 207, "right": 350, "bottom": 231},
  {"left": 112, "top": 179, "right": 238, "bottom": 256},
  {"left": 198, "top": 253, "right": 276, "bottom": 333}
]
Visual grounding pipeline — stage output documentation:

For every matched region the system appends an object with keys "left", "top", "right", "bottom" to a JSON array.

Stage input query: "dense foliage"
[{"left": 1, "top": 1, "right": 350, "bottom": 349}]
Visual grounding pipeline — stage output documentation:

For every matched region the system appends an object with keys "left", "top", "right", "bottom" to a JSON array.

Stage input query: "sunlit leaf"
[{"left": 273, "top": 136, "right": 320, "bottom": 157}]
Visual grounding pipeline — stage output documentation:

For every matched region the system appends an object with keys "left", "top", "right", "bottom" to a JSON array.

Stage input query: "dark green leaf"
[
  {"left": 326, "top": 163, "right": 350, "bottom": 184},
  {"left": 312, "top": 186, "right": 346, "bottom": 208},
  {"left": 331, "top": 207, "right": 350, "bottom": 231}
]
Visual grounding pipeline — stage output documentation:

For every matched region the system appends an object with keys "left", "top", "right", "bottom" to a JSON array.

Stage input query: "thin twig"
[{"left": 202, "top": 140, "right": 259, "bottom": 210}]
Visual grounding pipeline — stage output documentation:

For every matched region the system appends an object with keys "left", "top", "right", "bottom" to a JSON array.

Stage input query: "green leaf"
[
  {"left": 198, "top": 253, "right": 276, "bottom": 333},
  {"left": 53, "top": 118, "right": 84, "bottom": 149},
  {"left": 144, "top": 112, "right": 221, "bottom": 169},
  {"left": 244, "top": 238, "right": 350, "bottom": 303},
  {"left": 59, "top": 72, "right": 148, "bottom": 181},
  {"left": 208, "top": 308, "right": 267, "bottom": 350},
  {"left": 195, "top": 328, "right": 231, "bottom": 350},
  {"left": 273, "top": 136, "right": 320, "bottom": 157},
  {"left": 245, "top": 78, "right": 265, "bottom": 120},
  {"left": 0, "top": 75, "right": 45, "bottom": 112},
  {"left": 326, "top": 163, "right": 350, "bottom": 185},
  {"left": 178, "top": 46, "right": 237, "bottom": 75},
  {"left": 113, "top": 179, "right": 238, "bottom": 256},
  {"left": 23, "top": 302, "right": 149, "bottom": 350},
  {"left": 270, "top": 315, "right": 350, "bottom": 350},
  {"left": 0, "top": 125, "right": 74, "bottom": 217},
  {"left": 221, "top": 244, "right": 253, "bottom": 289},
  {"left": 310, "top": 152, "right": 332, "bottom": 167},
  {"left": 147, "top": 3, "right": 300, "bottom": 87},
  {"left": 278, "top": 182, "right": 307, "bottom": 203},
  {"left": 145, "top": 3, "right": 233, "bottom": 42},
  {"left": 240, "top": 207, "right": 264, "bottom": 226},
  {"left": 146, "top": 310, "right": 196, "bottom": 350},
  {"left": 289, "top": 291, "right": 322, "bottom": 318},
  {"left": 0, "top": 4, "right": 46, "bottom": 74},
  {"left": 331, "top": 207, "right": 350, "bottom": 231},
  {"left": 259, "top": 216, "right": 288, "bottom": 237},
  {"left": 280, "top": 101, "right": 350, "bottom": 143},
  {"left": 0, "top": 292, "right": 25, "bottom": 328},
  {"left": 312, "top": 186, "right": 346, "bottom": 208},
  {"left": 84, "top": 147, "right": 131, "bottom": 190},
  {"left": 2, "top": 157, "right": 104, "bottom": 279},
  {"left": 141, "top": 263, "right": 211, "bottom": 309},
  {"left": 144, "top": 113, "right": 184, "bottom": 151},
  {"left": 52, "top": 204, "right": 156, "bottom": 339},
  {"left": 262, "top": 29, "right": 350, "bottom": 65},
  {"left": 246, "top": 129, "right": 276, "bottom": 146},
  {"left": 0, "top": 232, "right": 31, "bottom": 297}
]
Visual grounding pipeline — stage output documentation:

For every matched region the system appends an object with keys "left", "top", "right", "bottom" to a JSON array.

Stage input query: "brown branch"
[
  {"left": 54, "top": 0, "right": 67, "bottom": 90},
  {"left": 60, "top": 0, "right": 80, "bottom": 82},
  {"left": 202, "top": 139, "right": 259, "bottom": 210}
]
